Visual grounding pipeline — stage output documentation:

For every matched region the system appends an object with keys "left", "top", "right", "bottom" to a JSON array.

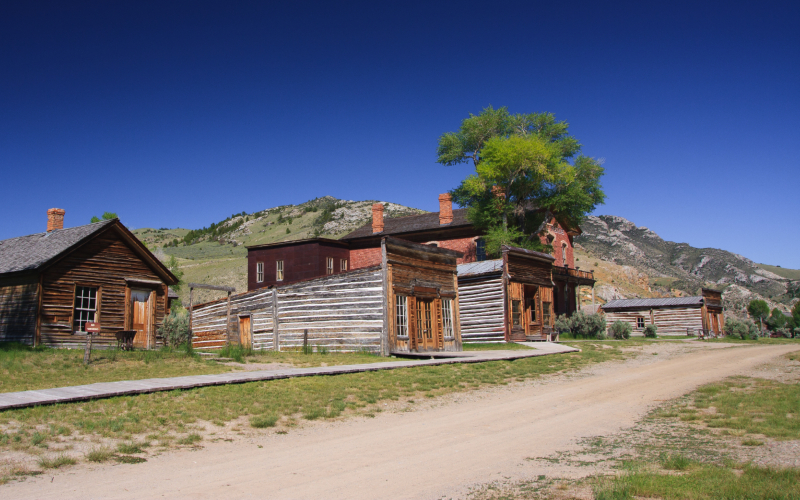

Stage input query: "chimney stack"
[
  {"left": 47, "top": 208, "right": 65, "bottom": 232},
  {"left": 438, "top": 193, "right": 453, "bottom": 225},
  {"left": 371, "top": 203, "right": 384, "bottom": 234}
]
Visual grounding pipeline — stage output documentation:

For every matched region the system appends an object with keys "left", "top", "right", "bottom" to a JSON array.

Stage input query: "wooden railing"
[{"left": 552, "top": 266, "right": 594, "bottom": 280}]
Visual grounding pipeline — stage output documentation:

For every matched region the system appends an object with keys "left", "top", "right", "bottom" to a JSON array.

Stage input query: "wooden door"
[
  {"left": 239, "top": 316, "right": 252, "bottom": 349},
  {"left": 130, "top": 289, "right": 152, "bottom": 349},
  {"left": 526, "top": 286, "right": 540, "bottom": 338},
  {"left": 415, "top": 298, "right": 437, "bottom": 351}
]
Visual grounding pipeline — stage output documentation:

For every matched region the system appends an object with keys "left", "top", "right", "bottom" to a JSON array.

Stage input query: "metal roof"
[
  {"left": 601, "top": 296, "right": 704, "bottom": 310},
  {"left": 0, "top": 219, "right": 116, "bottom": 275},
  {"left": 457, "top": 259, "right": 503, "bottom": 277}
]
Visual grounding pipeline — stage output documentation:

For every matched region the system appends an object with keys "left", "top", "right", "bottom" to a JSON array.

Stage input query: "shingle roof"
[
  {"left": 457, "top": 259, "right": 504, "bottom": 277},
  {"left": 0, "top": 219, "right": 116, "bottom": 275},
  {"left": 601, "top": 296, "right": 704, "bottom": 310},
  {"left": 341, "top": 208, "right": 473, "bottom": 240}
]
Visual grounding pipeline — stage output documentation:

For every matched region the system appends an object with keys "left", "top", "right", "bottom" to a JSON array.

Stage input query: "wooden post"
[
  {"left": 226, "top": 291, "right": 232, "bottom": 346},
  {"left": 380, "top": 238, "right": 390, "bottom": 356},
  {"left": 188, "top": 286, "right": 193, "bottom": 346},
  {"left": 272, "top": 287, "right": 280, "bottom": 352},
  {"left": 303, "top": 328, "right": 309, "bottom": 354},
  {"left": 83, "top": 332, "right": 93, "bottom": 365}
]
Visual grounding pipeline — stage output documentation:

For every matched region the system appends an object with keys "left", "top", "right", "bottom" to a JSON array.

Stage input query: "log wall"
[
  {"left": 457, "top": 273, "right": 505, "bottom": 343},
  {"left": 604, "top": 306, "right": 704, "bottom": 336},
  {"left": 0, "top": 275, "right": 39, "bottom": 345}
]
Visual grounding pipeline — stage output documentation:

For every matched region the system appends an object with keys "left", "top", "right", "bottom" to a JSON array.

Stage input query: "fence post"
[{"left": 303, "top": 329, "right": 309, "bottom": 354}]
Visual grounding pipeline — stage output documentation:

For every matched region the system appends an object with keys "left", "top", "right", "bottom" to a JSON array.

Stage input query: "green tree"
[
  {"left": 767, "top": 307, "right": 787, "bottom": 331},
  {"left": 438, "top": 106, "right": 605, "bottom": 257},
  {"left": 165, "top": 255, "right": 184, "bottom": 292},
  {"left": 90, "top": 211, "right": 118, "bottom": 223},
  {"left": 747, "top": 299, "right": 770, "bottom": 332}
]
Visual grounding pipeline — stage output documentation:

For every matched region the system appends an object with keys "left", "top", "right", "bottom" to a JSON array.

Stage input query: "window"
[
  {"left": 276, "top": 260, "right": 284, "bottom": 281},
  {"left": 476, "top": 238, "right": 487, "bottom": 261},
  {"left": 637, "top": 317, "right": 645, "bottom": 329},
  {"left": 341, "top": 259, "right": 348, "bottom": 272},
  {"left": 511, "top": 299, "right": 522, "bottom": 327},
  {"left": 256, "top": 262, "right": 264, "bottom": 283},
  {"left": 442, "top": 299, "right": 454, "bottom": 339},
  {"left": 542, "top": 302, "right": 552, "bottom": 325},
  {"left": 73, "top": 286, "right": 98, "bottom": 333},
  {"left": 562, "top": 244, "right": 567, "bottom": 264},
  {"left": 326, "top": 257, "right": 334, "bottom": 275},
  {"left": 395, "top": 295, "right": 408, "bottom": 338}
]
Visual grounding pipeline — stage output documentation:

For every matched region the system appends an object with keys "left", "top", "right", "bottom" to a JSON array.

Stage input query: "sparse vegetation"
[
  {"left": 610, "top": 320, "right": 632, "bottom": 340},
  {"left": 554, "top": 311, "right": 607, "bottom": 339},
  {"left": 643, "top": 324, "right": 657, "bottom": 338}
]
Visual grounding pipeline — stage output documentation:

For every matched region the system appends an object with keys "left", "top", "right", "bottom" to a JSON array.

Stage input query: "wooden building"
[
  {"left": 193, "top": 237, "right": 462, "bottom": 355},
  {"left": 600, "top": 289, "right": 725, "bottom": 336},
  {"left": 246, "top": 238, "right": 350, "bottom": 289},
  {"left": 0, "top": 209, "right": 178, "bottom": 348},
  {"left": 458, "top": 246, "right": 556, "bottom": 343}
]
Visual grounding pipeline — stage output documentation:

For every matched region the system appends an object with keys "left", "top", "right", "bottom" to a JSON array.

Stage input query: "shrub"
[
  {"left": 554, "top": 312, "right": 607, "bottom": 339},
  {"left": 610, "top": 321, "right": 631, "bottom": 340},
  {"left": 158, "top": 305, "right": 190, "bottom": 347},
  {"left": 250, "top": 414, "right": 279, "bottom": 428},
  {"left": 724, "top": 317, "right": 760, "bottom": 340},
  {"left": 643, "top": 324, "right": 658, "bottom": 338}
]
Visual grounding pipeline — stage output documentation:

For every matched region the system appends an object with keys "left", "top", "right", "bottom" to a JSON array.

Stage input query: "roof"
[
  {"left": 601, "top": 296, "right": 705, "bottom": 310},
  {"left": 246, "top": 237, "right": 348, "bottom": 251},
  {"left": 503, "top": 245, "right": 555, "bottom": 262},
  {"left": 458, "top": 259, "right": 503, "bottom": 277},
  {"left": 0, "top": 219, "right": 116, "bottom": 274},
  {"left": 341, "top": 208, "right": 472, "bottom": 241}
]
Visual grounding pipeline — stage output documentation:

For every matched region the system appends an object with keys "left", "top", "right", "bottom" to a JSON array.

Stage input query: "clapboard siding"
[
  {"left": 0, "top": 275, "right": 39, "bottom": 345},
  {"left": 457, "top": 273, "right": 505, "bottom": 343},
  {"left": 191, "top": 267, "right": 383, "bottom": 352}
]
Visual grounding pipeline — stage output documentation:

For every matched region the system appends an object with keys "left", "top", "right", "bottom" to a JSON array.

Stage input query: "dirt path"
[{"left": 5, "top": 343, "right": 798, "bottom": 499}]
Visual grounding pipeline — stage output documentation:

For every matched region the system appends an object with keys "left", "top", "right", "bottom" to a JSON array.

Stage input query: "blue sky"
[{"left": 1, "top": 1, "right": 798, "bottom": 267}]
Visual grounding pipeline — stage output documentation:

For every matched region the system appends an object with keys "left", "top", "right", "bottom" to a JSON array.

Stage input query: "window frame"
[
  {"left": 511, "top": 299, "right": 522, "bottom": 328},
  {"left": 276, "top": 260, "right": 284, "bottom": 281},
  {"left": 441, "top": 298, "right": 455, "bottom": 340},
  {"left": 395, "top": 295, "right": 409, "bottom": 339},
  {"left": 637, "top": 317, "right": 645, "bottom": 329},
  {"left": 476, "top": 238, "right": 487, "bottom": 262},
  {"left": 256, "top": 262, "right": 264, "bottom": 283},
  {"left": 340, "top": 258, "right": 348, "bottom": 272},
  {"left": 73, "top": 285, "right": 100, "bottom": 334},
  {"left": 326, "top": 257, "right": 334, "bottom": 275}
]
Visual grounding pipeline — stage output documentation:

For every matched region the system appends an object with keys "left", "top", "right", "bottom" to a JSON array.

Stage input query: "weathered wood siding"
[
  {"left": 192, "top": 267, "right": 383, "bottom": 353},
  {"left": 604, "top": 306, "right": 704, "bottom": 336},
  {"left": 457, "top": 273, "right": 505, "bottom": 343},
  {"left": 0, "top": 275, "right": 39, "bottom": 345},
  {"left": 507, "top": 254, "right": 552, "bottom": 287},
  {"left": 39, "top": 228, "right": 169, "bottom": 349}
]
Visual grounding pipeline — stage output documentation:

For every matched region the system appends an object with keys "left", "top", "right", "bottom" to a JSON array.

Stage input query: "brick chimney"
[
  {"left": 438, "top": 193, "right": 453, "bottom": 225},
  {"left": 47, "top": 208, "right": 65, "bottom": 232},
  {"left": 491, "top": 185, "right": 505, "bottom": 198},
  {"left": 371, "top": 203, "right": 384, "bottom": 234}
]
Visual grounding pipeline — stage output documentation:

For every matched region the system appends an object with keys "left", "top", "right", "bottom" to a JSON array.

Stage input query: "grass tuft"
[
  {"left": 38, "top": 454, "right": 77, "bottom": 469},
  {"left": 176, "top": 433, "right": 202, "bottom": 445},
  {"left": 86, "top": 446, "right": 115, "bottom": 462},
  {"left": 250, "top": 414, "right": 279, "bottom": 428}
]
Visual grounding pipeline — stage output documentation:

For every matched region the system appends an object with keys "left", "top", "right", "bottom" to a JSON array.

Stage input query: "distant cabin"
[
  {"left": 600, "top": 289, "right": 724, "bottom": 336},
  {"left": 0, "top": 209, "right": 178, "bottom": 348}
]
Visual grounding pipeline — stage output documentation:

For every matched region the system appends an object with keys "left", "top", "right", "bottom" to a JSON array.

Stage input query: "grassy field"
[
  {"left": 0, "top": 342, "right": 633, "bottom": 480},
  {"left": 462, "top": 342, "right": 534, "bottom": 351},
  {"left": 0, "top": 343, "right": 231, "bottom": 393},
  {"left": 756, "top": 263, "right": 800, "bottom": 281}
]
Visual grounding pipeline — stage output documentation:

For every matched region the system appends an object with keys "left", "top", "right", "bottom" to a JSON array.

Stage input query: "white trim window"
[
  {"left": 562, "top": 244, "right": 567, "bottom": 264},
  {"left": 73, "top": 286, "right": 98, "bottom": 333},
  {"left": 442, "top": 298, "right": 454, "bottom": 339},
  {"left": 341, "top": 259, "right": 348, "bottom": 272},
  {"left": 256, "top": 262, "right": 264, "bottom": 283},
  {"left": 276, "top": 260, "right": 284, "bottom": 281},
  {"left": 637, "top": 317, "right": 645, "bottom": 329},
  {"left": 395, "top": 295, "right": 408, "bottom": 338},
  {"left": 326, "top": 257, "right": 334, "bottom": 275}
]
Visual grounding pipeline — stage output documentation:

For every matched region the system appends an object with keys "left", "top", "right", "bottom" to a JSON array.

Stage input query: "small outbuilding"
[
  {"left": 600, "top": 288, "right": 725, "bottom": 336},
  {"left": 0, "top": 209, "right": 178, "bottom": 348}
]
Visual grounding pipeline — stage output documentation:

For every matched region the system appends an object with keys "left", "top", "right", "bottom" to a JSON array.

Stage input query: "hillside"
[
  {"left": 574, "top": 215, "right": 799, "bottom": 315},
  {"left": 135, "top": 197, "right": 424, "bottom": 304}
]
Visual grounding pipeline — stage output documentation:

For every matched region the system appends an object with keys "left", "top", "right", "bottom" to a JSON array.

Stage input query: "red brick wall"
[
  {"left": 430, "top": 237, "right": 478, "bottom": 264},
  {"left": 538, "top": 221, "right": 574, "bottom": 268},
  {"left": 350, "top": 247, "right": 382, "bottom": 269}
]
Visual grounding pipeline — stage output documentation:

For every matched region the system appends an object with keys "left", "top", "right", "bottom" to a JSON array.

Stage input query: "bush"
[
  {"left": 610, "top": 321, "right": 632, "bottom": 340},
  {"left": 554, "top": 312, "right": 607, "bottom": 339},
  {"left": 724, "top": 317, "right": 760, "bottom": 340},
  {"left": 158, "top": 305, "right": 190, "bottom": 347},
  {"left": 643, "top": 324, "right": 658, "bottom": 338}
]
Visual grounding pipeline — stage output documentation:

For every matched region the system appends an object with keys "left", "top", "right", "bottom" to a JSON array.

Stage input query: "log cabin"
[
  {"left": 193, "top": 237, "right": 462, "bottom": 355},
  {"left": 458, "top": 246, "right": 556, "bottom": 343},
  {"left": 600, "top": 288, "right": 725, "bottom": 336},
  {"left": 0, "top": 209, "right": 178, "bottom": 348}
]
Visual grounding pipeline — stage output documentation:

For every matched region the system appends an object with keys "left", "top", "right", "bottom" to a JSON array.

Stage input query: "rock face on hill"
[{"left": 575, "top": 215, "right": 796, "bottom": 314}]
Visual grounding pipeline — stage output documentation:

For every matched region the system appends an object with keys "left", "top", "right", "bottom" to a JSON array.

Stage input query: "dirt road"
[{"left": 5, "top": 342, "right": 798, "bottom": 499}]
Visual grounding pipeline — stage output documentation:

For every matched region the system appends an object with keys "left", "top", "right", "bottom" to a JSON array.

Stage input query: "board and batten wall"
[
  {"left": 191, "top": 266, "right": 383, "bottom": 353},
  {"left": 603, "top": 306, "right": 704, "bottom": 336},
  {"left": 457, "top": 272, "right": 505, "bottom": 343}
]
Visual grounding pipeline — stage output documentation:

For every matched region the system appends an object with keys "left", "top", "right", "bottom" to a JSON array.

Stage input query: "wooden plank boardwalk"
[{"left": 0, "top": 343, "right": 578, "bottom": 411}]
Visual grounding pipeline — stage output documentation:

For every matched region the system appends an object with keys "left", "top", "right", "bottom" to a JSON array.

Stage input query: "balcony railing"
[{"left": 552, "top": 266, "right": 594, "bottom": 281}]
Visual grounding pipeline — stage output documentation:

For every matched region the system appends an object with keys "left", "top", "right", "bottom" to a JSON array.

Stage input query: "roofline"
[
  {"left": 502, "top": 245, "right": 555, "bottom": 263},
  {"left": 384, "top": 236, "right": 464, "bottom": 259},
  {"left": 38, "top": 220, "right": 179, "bottom": 285},
  {"left": 245, "top": 237, "right": 349, "bottom": 251},
  {"left": 340, "top": 209, "right": 474, "bottom": 241}
]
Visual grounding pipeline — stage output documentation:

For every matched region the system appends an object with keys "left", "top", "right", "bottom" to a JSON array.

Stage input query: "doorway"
[
  {"left": 129, "top": 289, "right": 153, "bottom": 349},
  {"left": 415, "top": 298, "right": 438, "bottom": 351},
  {"left": 238, "top": 316, "right": 252, "bottom": 349}
]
